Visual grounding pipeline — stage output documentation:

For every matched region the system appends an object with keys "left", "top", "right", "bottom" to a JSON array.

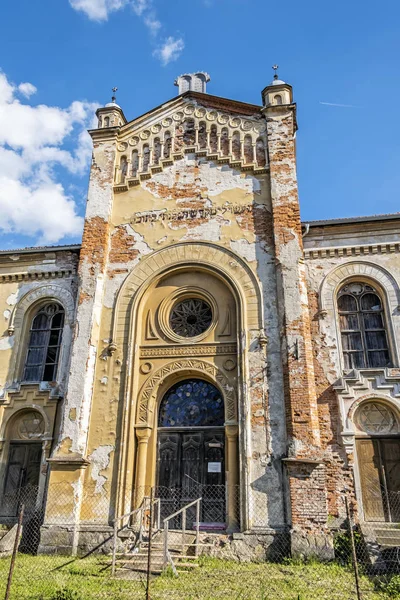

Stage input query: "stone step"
[{"left": 376, "top": 537, "right": 400, "bottom": 548}]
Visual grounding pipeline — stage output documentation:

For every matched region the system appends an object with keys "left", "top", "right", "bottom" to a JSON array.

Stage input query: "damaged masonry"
[{"left": 0, "top": 72, "right": 400, "bottom": 562}]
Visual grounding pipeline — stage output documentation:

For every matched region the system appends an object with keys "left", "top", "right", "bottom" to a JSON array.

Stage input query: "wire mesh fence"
[{"left": 1, "top": 484, "right": 400, "bottom": 599}]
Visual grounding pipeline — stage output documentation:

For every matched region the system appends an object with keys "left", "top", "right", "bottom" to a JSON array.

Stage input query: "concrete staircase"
[
  {"left": 114, "top": 531, "right": 202, "bottom": 578},
  {"left": 361, "top": 522, "right": 400, "bottom": 569}
]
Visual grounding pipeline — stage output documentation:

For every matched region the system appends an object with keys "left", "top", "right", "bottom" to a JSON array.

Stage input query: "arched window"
[
  {"left": 183, "top": 118, "right": 195, "bottom": 146},
  {"left": 158, "top": 379, "right": 224, "bottom": 427},
  {"left": 221, "top": 128, "right": 229, "bottom": 156},
  {"left": 120, "top": 156, "right": 127, "bottom": 183},
  {"left": 232, "top": 131, "right": 241, "bottom": 160},
  {"left": 131, "top": 149, "right": 139, "bottom": 177},
  {"left": 163, "top": 131, "right": 172, "bottom": 158},
  {"left": 198, "top": 121, "right": 207, "bottom": 149},
  {"left": 210, "top": 124, "right": 218, "bottom": 153},
  {"left": 256, "top": 138, "right": 266, "bottom": 167},
  {"left": 337, "top": 282, "right": 390, "bottom": 369},
  {"left": 23, "top": 303, "right": 65, "bottom": 382},
  {"left": 153, "top": 138, "right": 161, "bottom": 165},
  {"left": 142, "top": 144, "right": 150, "bottom": 172},
  {"left": 274, "top": 95, "right": 283, "bottom": 105},
  {"left": 104, "top": 116, "right": 110, "bottom": 127},
  {"left": 244, "top": 135, "right": 254, "bottom": 164}
]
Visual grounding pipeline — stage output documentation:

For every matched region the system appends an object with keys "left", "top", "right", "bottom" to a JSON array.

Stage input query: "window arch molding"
[
  {"left": 7, "top": 285, "right": 75, "bottom": 386},
  {"left": 0, "top": 405, "right": 51, "bottom": 443},
  {"left": 347, "top": 395, "right": 400, "bottom": 436},
  {"left": 318, "top": 261, "right": 400, "bottom": 369}
]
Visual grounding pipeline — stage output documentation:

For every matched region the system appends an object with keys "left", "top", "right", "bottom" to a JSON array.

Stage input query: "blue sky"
[{"left": 0, "top": 0, "right": 399, "bottom": 249}]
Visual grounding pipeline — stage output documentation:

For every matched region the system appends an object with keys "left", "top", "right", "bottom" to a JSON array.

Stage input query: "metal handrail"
[
  {"left": 111, "top": 501, "right": 146, "bottom": 576},
  {"left": 111, "top": 496, "right": 162, "bottom": 576},
  {"left": 163, "top": 497, "right": 202, "bottom": 567}
]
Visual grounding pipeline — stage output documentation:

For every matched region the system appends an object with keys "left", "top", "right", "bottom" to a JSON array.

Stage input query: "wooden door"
[
  {"left": 357, "top": 439, "right": 385, "bottom": 521},
  {"left": 2, "top": 443, "right": 42, "bottom": 516},
  {"left": 357, "top": 438, "right": 400, "bottom": 522},
  {"left": 157, "top": 429, "right": 225, "bottom": 525}
]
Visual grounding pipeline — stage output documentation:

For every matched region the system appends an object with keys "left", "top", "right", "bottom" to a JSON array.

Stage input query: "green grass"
[{"left": 0, "top": 554, "right": 394, "bottom": 599}]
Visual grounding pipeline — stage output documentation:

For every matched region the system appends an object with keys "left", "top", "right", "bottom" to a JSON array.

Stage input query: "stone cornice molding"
[
  {"left": 0, "top": 269, "right": 75, "bottom": 284},
  {"left": 305, "top": 242, "right": 400, "bottom": 260}
]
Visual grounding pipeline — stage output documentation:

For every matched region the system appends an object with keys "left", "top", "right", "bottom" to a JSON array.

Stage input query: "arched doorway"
[
  {"left": 157, "top": 378, "right": 226, "bottom": 526},
  {"left": 355, "top": 401, "right": 400, "bottom": 522},
  {"left": 1, "top": 410, "right": 45, "bottom": 517}
]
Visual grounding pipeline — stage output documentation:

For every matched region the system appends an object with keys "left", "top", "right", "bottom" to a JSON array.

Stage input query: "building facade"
[{"left": 0, "top": 73, "right": 399, "bottom": 555}]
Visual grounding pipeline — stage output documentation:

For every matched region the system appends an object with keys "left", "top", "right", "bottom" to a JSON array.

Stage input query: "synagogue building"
[{"left": 0, "top": 72, "right": 399, "bottom": 556}]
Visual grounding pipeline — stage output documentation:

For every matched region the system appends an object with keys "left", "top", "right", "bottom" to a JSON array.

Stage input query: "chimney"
[{"left": 174, "top": 72, "right": 210, "bottom": 95}]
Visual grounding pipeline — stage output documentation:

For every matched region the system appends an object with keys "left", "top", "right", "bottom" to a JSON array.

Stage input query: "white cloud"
[
  {"left": 69, "top": 0, "right": 128, "bottom": 21},
  {"left": 144, "top": 14, "right": 161, "bottom": 36},
  {"left": 18, "top": 82, "right": 37, "bottom": 98},
  {"left": 0, "top": 70, "right": 98, "bottom": 245},
  {"left": 132, "top": 0, "right": 149, "bottom": 16},
  {"left": 67, "top": 0, "right": 185, "bottom": 64},
  {"left": 154, "top": 36, "right": 185, "bottom": 66}
]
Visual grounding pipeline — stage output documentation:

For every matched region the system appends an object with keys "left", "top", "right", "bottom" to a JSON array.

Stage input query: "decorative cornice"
[
  {"left": 0, "top": 269, "right": 75, "bottom": 284},
  {"left": 334, "top": 368, "right": 400, "bottom": 401},
  {"left": 305, "top": 242, "right": 400, "bottom": 260},
  {"left": 140, "top": 343, "right": 237, "bottom": 358}
]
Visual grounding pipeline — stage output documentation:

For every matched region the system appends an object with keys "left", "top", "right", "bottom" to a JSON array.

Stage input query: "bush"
[
  {"left": 334, "top": 530, "right": 363, "bottom": 565},
  {"left": 383, "top": 575, "right": 400, "bottom": 598},
  {"left": 50, "top": 589, "right": 82, "bottom": 600}
]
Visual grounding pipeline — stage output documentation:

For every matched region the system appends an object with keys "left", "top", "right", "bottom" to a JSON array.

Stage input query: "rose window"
[{"left": 169, "top": 298, "right": 212, "bottom": 338}]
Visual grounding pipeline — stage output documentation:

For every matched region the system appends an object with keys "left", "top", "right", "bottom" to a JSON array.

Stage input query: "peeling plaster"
[
  {"left": 230, "top": 239, "right": 257, "bottom": 263},
  {"left": 3, "top": 310, "right": 10, "bottom": 321},
  {"left": 6, "top": 292, "right": 18, "bottom": 306},
  {"left": 89, "top": 445, "right": 114, "bottom": 494},
  {"left": 0, "top": 336, "right": 14, "bottom": 351}
]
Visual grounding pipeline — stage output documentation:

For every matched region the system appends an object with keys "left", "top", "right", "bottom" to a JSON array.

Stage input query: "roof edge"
[
  {"left": 0, "top": 244, "right": 82, "bottom": 256},
  {"left": 303, "top": 213, "right": 400, "bottom": 227}
]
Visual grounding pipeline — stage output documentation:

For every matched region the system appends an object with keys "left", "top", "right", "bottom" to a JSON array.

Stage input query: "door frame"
[
  {"left": 1, "top": 441, "right": 43, "bottom": 517},
  {"left": 356, "top": 435, "right": 400, "bottom": 523}
]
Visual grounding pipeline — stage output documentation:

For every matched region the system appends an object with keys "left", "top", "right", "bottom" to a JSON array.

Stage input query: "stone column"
[
  {"left": 134, "top": 427, "right": 152, "bottom": 507},
  {"left": 226, "top": 425, "right": 239, "bottom": 531}
]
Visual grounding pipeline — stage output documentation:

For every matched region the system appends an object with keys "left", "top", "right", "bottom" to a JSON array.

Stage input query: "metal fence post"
[
  {"left": 146, "top": 487, "right": 154, "bottom": 600},
  {"left": 111, "top": 518, "right": 118, "bottom": 577},
  {"left": 4, "top": 503, "right": 24, "bottom": 600},
  {"left": 344, "top": 493, "right": 362, "bottom": 600},
  {"left": 195, "top": 499, "right": 200, "bottom": 557}
]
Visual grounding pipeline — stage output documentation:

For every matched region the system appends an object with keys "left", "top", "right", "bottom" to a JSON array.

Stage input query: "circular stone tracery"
[{"left": 169, "top": 298, "right": 212, "bottom": 338}]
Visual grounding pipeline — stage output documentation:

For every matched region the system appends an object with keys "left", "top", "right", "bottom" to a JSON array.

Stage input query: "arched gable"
[{"left": 112, "top": 241, "right": 263, "bottom": 350}]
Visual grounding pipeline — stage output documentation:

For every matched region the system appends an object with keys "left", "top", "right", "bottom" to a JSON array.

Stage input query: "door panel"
[
  {"left": 380, "top": 439, "right": 400, "bottom": 522},
  {"left": 357, "top": 439, "right": 385, "bottom": 522},
  {"left": 157, "top": 429, "right": 226, "bottom": 526},
  {"left": 2, "top": 443, "right": 42, "bottom": 517}
]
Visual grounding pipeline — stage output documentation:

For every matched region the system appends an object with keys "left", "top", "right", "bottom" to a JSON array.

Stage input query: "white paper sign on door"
[{"left": 207, "top": 462, "right": 222, "bottom": 473}]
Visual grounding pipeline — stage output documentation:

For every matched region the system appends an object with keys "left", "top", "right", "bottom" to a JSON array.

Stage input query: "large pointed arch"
[{"left": 112, "top": 240, "right": 263, "bottom": 350}]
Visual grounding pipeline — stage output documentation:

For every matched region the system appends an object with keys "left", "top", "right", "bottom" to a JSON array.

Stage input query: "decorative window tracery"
[
  {"left": 338, "top": 282, "right": 390, "bottom": 369},
  {"left": 16, "top": 411, "right": 45, "bottom": 440},
  {"left": 23, "top": 303, "right": 64, "bottom": 382},
  {"left": 158, "top": 379, "right": 224, "bottom": 427},
  {"left": 169, "top": 298, "right": 212, "bottom": 338},
  {"left": 357, "top": 402, "right": 397, "bottom": 435}
]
